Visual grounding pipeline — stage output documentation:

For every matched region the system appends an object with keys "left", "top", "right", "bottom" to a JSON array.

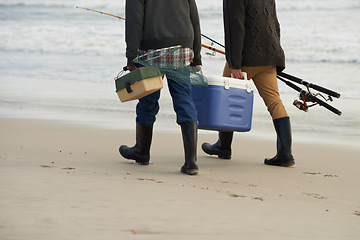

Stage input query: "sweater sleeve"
[
  {"left": 223, "top": 0, "right": 247, "bottom": 69},
  {"left": 125, "top": 0, "right": 145, "bottom": 67},
  {"left": 189, "top": 0, "right": 202, "bottom": 66}
]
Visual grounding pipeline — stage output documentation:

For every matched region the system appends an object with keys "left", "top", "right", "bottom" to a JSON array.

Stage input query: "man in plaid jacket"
[{"left": 120, "top": 0, "right": 202, "bottom": 175}]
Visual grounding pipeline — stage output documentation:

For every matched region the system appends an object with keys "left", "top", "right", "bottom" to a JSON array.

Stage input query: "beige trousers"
[{"left": 223, "top": 63, "right": 288, "bottom": 119}]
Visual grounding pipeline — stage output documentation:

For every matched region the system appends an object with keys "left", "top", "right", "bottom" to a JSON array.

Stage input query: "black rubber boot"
[
  {"left": 264, "top": 117, "right": 295, "bottom": 167},
  {"left": 201, "top": 131, "right": 233, "bottom": 159},
  {"left": 180, "top": 122, "right": 199, "bottom": 175},
  {"left": 119, "top": 123, "right": 153, "bottom": 165}
]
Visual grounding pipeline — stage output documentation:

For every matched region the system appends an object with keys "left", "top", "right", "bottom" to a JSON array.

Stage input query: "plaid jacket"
[{"left": 138, "top": 47, "right": 194, "bottom": 69}]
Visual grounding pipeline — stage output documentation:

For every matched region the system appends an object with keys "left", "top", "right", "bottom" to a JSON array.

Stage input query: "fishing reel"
[
  {"left": 205, "top": 42, "right": 217, "bottom": 56},
  {"left": 293, "top": 99, "right": 308, "bottom": 112},
  {"left": 293, "top": 89, "right": 333, "bottom": 113},
  {"left": 205, "top": 51, "right": 216, "bottom": 57},
  {"left": 293, "top": 91, "right": 315, "bottom": 112}
]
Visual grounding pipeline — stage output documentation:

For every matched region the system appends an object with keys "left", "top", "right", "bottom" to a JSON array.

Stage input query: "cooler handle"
[{"left": 224, "top": 72, "right": 249, "bottom": 90}]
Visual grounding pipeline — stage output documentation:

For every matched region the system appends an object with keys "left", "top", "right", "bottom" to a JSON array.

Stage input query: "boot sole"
[
  {"left": 202, "top": 147, "right": 231, "bottom": 159},
  {"left": 207, "top": 152, "right": 231, "bottom": 159},
  {"left": 182, "top": 169, "right": 198, "bottom": 175},
  {"left": 280, "top": 161, "right": 295, "bottom": 167},
  {"left": 136, "top": 160, "right": 150, "bottom": 165},
  {"left": 181, "top": 167, "right": 199, "bottom": 175},
  {"left": 264, "top": 160, "right": 295, "bottom": 167}
]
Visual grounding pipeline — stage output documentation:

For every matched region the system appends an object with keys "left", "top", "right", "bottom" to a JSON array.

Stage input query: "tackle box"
[
  {"left": 115, "top": 66, "right": 163, "bottom": 102},
  {"left": 191, "top": 74, "right": 254, "bottom": 132}
]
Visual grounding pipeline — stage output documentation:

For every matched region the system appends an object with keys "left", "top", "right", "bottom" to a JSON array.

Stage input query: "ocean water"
[{"left": 1, "top": 0, "right": 360, "bottom": 145}]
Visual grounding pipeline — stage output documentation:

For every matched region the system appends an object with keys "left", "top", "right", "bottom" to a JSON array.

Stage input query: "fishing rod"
[
  {"left": 201, "top": 35, "right": 225, "bottom": 49},
  {"left": 76, "top": 6, "right": 223, "bottom": 55},
  {"left": 201, "top": 43, "right": 225, "bottom": 55},
  {"left": 76, "top": 6, "right": 125, "bottom": 20}
]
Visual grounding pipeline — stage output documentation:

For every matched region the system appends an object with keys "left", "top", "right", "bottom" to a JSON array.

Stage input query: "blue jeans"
[{"left": 136, "top": 77, "right": 198, "bottom": 126}]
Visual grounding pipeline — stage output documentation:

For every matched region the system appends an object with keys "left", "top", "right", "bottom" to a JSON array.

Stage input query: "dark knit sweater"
[
  {"left": 223, "top": 0, "right": 285, "bottom": 72},
  {"left": 125, "top": 0, "right": 202, "bottom": 67}
]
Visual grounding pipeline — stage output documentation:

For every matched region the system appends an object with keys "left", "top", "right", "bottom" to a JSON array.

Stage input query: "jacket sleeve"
[
  {"left": 125, "top": 0, "right": 145, "bottom": 67},
  {"left": 223, "top": 0, "right": 247, "bottom": 69},
  {"left": 189, "top": 0, "right": 202, "bottom": 66}
]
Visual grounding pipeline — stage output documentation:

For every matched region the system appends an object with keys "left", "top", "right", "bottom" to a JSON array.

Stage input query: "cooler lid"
[{"left": 206, "top": 73, "right": 253, "bottom": 92}]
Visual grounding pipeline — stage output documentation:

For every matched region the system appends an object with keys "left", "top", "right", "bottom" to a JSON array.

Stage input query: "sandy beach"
[{"left": 1, "top": 118, "right": 359, "bottom": 239}]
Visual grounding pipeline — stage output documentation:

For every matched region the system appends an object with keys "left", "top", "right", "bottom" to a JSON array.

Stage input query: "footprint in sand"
[
  {"left": 126, "top": 229, "right": 164, "bottom": 235},
  {"left": 228, "top": 193, "right": 264, "bottom": 201},
  {"left": 303, "top": 172, "right": 338, "bottom": 177},
  {"left": 134, "top": 178, "right": 163, "bottom": 184},
  {"left": 40, "top": 165, "right": 56, "bottom": 168},
  {"left": 61, "top": 167, "right": 75, "bottom": 170},
  {"left": 301, "top": 192, "right": 327, "bottom": 199},
  {"left": 303, "top": 172, "right": 321, "bottom": 175},
  {"left": 323, "top": 174, "right": 338, "bottom": 177},
  {"left": 228, "top": 193, "right": 246, "bottom": 198}
]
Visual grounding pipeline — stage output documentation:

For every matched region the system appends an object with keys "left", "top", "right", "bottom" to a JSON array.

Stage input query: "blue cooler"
[{"left": 191, "top": 74, "right": 254, "bottom": 132}]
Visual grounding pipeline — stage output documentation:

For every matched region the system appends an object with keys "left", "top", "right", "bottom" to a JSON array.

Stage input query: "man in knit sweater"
[{"left": 202, "top": 0, "right": 295, "bottom": 167}]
